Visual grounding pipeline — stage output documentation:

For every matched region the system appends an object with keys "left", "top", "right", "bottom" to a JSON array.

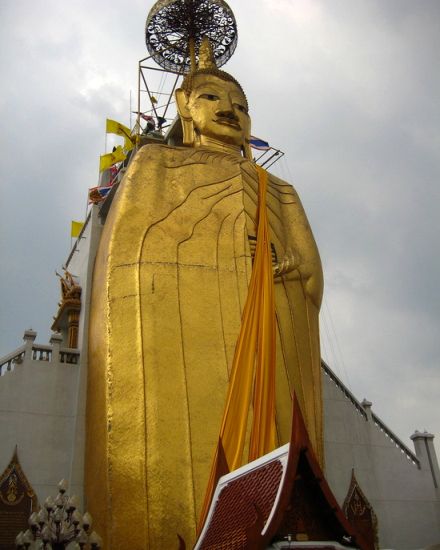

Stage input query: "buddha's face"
[{"left": 178, "top": 74, "right": 251, "bottom": 148}]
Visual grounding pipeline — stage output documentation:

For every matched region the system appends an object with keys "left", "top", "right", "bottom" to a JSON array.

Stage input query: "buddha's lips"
[{"left": 214, "top": 118, "right": 241, "bottom": 129}]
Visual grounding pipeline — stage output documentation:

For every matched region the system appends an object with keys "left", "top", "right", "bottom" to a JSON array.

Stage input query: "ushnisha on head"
[{"left": 176, "top": 37, "right": 252, "bottom": 158}]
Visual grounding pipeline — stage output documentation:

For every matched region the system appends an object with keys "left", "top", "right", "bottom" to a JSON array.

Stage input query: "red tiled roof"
[
  {"left": 199, "top": 459, "right": 283, "bottom": 549},
  {"left": 195, "top": 395, "right": 373, "bottom": 550}
]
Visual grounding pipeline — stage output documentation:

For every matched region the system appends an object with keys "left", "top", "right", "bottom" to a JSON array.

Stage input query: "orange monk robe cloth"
[{"left": 198, "top": 165, "right": 278, "bottom": 531}]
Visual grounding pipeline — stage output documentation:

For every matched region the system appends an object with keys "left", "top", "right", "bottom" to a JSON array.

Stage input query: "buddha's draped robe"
[{"left": 86, "top": 144, "right": 323, "bottom": 549}]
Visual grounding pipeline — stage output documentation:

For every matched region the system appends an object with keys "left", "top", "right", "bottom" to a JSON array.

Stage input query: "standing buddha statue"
[{"left": 86, "top": 38, "right": 324, "bottom": 550}]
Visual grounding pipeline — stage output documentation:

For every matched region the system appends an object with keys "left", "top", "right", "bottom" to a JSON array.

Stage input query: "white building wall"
[
  {"left": 0, "top": 206, "right": 102, "bottom": 508},
  {"left": 0, "top": 344, "right": 79, "bottom": 504},
  {"left": 62, "top": 206, "right": 102, "bottom": 507},
  {"left": 323, "top": 366, "right": 440, "bottom": 549}
]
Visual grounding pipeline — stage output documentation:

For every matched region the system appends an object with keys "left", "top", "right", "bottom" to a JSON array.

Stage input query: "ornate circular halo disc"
[{"left": 146, "top": 0, "right": 238, "bottom": 74}]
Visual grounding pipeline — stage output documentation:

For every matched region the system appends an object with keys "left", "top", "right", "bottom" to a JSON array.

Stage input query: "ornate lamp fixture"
[{"left": 15, "top": 479, "right": 102, "bottom": 550}]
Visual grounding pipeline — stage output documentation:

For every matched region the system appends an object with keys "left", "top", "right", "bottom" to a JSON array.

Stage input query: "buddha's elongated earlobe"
[
  {"left": 180, "top": 115, "right": 196, "bottom": 146},
  {"left": 243, "top": 140, "right": 253, "bottom": 160},
  {"left": 176, "top": 88, "right": 195, "bottom": 146}
]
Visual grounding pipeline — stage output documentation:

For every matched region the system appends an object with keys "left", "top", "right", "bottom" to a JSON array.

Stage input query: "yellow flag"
[
  {"left": 99, "top": 145, "right": 126, "bottom": 173},
  {"left": 106, "top": 119, "right": 134, "bottom": 151},
  {"left": 71, "top": 221, "right": 84, "bottom": 238}
]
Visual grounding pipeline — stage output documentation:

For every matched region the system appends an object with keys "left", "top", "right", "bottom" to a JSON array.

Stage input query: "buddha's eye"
[
  {"left": 235, "top": 104, "right": 248, "bottom": 114},
  {"left": 199, "top": 93, "right": 219, "bottom": 101}
]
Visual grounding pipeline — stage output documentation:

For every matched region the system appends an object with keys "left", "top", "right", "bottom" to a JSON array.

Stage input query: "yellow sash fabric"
[{"left": 198, "top": 165, "right": 277, "bottom": 531}]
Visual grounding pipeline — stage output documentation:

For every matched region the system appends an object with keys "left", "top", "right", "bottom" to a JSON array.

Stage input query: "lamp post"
[{"left": 15, "top": 479, "right": 102, "bottom": 550}]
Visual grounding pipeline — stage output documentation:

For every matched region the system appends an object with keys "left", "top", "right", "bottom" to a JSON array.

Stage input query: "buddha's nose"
[{"left": 216, "top": 109, "right": 239, "bottom": 122}]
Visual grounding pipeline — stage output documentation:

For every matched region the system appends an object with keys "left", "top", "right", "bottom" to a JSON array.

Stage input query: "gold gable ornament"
[
  {"left": 51, "top": 269, "right": 82, "bottom": 348},
  {"left": 0, "top": 447, "right": 38, "bottom": 549},
  {"left": 343, "top": 469, "right": 379, "bottom": 550}
]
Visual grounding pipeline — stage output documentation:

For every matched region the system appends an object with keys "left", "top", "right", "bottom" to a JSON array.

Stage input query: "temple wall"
[
  {"left": 0, "top": 353, "right": 79, "bottom": 504},
  {"left": 63, "top": 206, "right": 102, "bottom": 508},
  {"left": 0, "top": 206, "right": 102, "bottom": 507},
  {"left": 323, "top": 367, "right": 440, "bottom": 549}
]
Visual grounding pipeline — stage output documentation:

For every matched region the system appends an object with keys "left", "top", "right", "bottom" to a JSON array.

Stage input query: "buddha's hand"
[{"left": 273, "top": 248, "right": 297, "bottom": 278}]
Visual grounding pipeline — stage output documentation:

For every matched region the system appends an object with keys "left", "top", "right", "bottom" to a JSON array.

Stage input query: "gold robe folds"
[{"left": 86, "top": 144, "right": 323, "bottom": 549}]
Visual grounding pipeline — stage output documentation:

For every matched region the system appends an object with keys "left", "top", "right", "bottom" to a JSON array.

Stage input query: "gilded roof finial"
[{"left": 197, "top": 37, "right": 217, "bottom": 71}]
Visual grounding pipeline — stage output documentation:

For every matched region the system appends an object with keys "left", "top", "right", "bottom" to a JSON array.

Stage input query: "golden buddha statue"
[{"left": 86, "top": 39, "right": 323, "bottom": 549}]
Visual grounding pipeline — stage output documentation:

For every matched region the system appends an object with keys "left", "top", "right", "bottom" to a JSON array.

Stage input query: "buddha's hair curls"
[{"left": 181, "top": 68, "right": 249, "bottom": 111}]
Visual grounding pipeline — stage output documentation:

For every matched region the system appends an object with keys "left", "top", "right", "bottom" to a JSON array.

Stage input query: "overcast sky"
[{"left": 0, "top": 0, "right": 439, "bottom": 459}]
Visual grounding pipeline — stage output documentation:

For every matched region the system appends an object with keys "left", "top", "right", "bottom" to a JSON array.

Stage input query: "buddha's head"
[{"left": 176, "top": 39, "right": 252, "bottom": 158}]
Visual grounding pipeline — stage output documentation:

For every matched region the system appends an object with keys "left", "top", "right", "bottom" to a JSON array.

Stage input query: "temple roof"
[{"left": 194, "top": 395, "right": 372, "bottom": 550}]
